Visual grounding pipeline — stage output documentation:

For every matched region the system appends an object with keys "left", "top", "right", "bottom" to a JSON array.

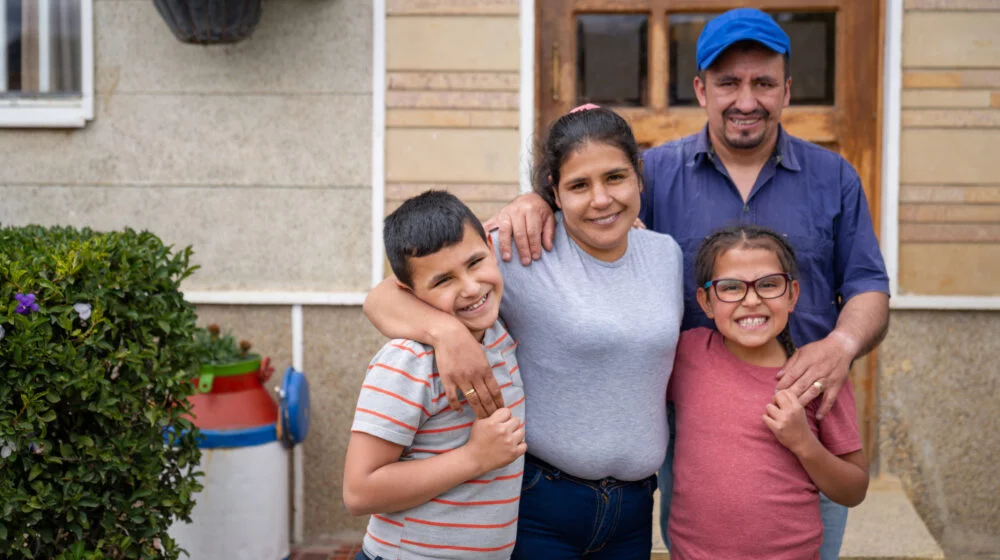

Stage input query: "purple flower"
[{"left": 14, "top": 293, "right": 39, "bottom": 315}]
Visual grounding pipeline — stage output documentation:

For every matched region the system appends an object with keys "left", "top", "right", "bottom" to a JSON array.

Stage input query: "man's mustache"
[{"left": 723, "top": 109, "right": 769, "bottom": 120}]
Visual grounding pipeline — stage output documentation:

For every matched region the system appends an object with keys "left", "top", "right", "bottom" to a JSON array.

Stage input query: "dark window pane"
[
  {"left": 3, "top": 0, "right": 82, "bottom": 97},
  {"left": 776, "top": 12, "right": 835, "bottom": 105},
  {"left": 668, "top": 11, "right": 836, "bottom": 106},
  {"left": 668, "top": 13, "right": 705, "bottom": 107},
  {"left": 576, "top": 14, "right": 648, "bottom": 106}
]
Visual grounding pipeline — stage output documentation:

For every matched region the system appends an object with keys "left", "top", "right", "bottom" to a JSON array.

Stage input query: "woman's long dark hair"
[{"left": 531, "top": 106, "right": 643, "bottom": 210}]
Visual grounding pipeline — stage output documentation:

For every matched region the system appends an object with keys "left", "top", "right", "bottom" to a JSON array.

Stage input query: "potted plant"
[
  {"left": 192, "top": 323, "right": 273, "bottom": 393},
  {"left": 153, "top": 0, "right": 263, "bottom": 44}
]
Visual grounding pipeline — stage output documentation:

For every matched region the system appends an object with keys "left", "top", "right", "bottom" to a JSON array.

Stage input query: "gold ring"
[
  {"left": 812, "top": 381, "right": 824, "bottom": 392},
  {"left": 464, "top": 388, "right": 477, "bottom": 397}
]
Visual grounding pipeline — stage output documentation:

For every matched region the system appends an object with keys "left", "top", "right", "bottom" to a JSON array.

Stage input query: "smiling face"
[
  {"left": 694, "top": 43, "right": 791, "bottom": 153},
  {"left": 403, "top": 223, "right": 503, "bottom": 342},
  {"left": 696, "top": 246, "right": 799, "bottom": 365},
  {"left": 552, "top": 141, "right": 642, "bottom": 262}
]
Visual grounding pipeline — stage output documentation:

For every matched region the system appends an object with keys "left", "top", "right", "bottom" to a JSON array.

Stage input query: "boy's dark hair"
[
  {"left": 384, "top": 190, "right": 487, "bottom": 288},
  {"left": 694, "top": 224, "right": 799, "bottom": 357},
  {"left": 531, "top": 106, "right": 643, "bottom": 210}
]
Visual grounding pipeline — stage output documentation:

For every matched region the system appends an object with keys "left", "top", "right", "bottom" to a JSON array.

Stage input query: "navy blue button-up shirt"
[{"left": 639, "top": 126, "right": 889, "bottom": 346}]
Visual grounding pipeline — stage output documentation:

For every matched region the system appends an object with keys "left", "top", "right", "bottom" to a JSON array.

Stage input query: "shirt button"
[{"left": 743, "top": 205, "right": 750, "bottom": 213}]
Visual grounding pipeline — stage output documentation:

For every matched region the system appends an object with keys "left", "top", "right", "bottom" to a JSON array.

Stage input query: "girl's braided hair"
[{"left": 694, "top": 225, "right": 799, "bottom": 358}]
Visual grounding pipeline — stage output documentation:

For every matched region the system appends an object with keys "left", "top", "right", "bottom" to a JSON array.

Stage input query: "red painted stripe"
[
  {"left": 432, "top": 391, "right": 448, "bottom": 403},
  {"left": 498, "top": 381, "right": 512, "bottom": 390},
  {"left": 370, "top": 363, "right": 431, "bottom": 388},
  {"left": 403, "top": 516, "right": 518, "bottom": 529},
  {"left": 508, "top": 396, "right": 525, "bottom": 408},
  {"left": 400, "top": 539, "right": 516, "bottom": 552},
  {"left": 430, "top": 496, "right": 520, "bottom": 506},
  {"left": 486, "top": 332, "right": 509, "bottom": 348},
  {"left": 417, "top": 421, "right": 474, "bottom": 435},
  {"left": 390, "top": 343, "right": 434, "bottom": 358},
  {"left": 467, "top": 470, "right": 524, "bottom": 484},
  {"left": 491, "top": 361, "right": 507, "bottom": 369},
  {"left": 366, "top": 531, "right": 401, "bottom": 548},
  {"left": 510, "top": 364, "right": 519, "bottom": 374},
  {"left": 363, "top": 385, "right": 431, "bottom": 416},
  {"left": 356, "top": 408, "right": 417, "bottom": 431},
  {"left": 373, "top": 514, "right": 404, "bottom": 527},
  {"left": 502, "top": 341, "right": 519, "bottom": 354}
]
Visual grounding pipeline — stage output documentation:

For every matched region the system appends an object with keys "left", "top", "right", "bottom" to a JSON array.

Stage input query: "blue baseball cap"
[{"left": 696, "top": 8, "right": 791, "bottom": 72}]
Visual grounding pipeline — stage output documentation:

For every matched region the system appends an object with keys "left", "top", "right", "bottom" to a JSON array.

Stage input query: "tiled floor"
[{"left": 289, "top": 540, "right": 364, "bottom": 560}]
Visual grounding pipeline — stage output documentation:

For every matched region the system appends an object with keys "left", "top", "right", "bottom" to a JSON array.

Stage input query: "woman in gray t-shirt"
[{"left": 364, "top": 106, "right": 683, "bottom": 559}]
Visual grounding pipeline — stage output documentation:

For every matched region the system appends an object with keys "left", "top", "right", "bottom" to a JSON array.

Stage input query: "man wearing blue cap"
[{"left": 454, "top": 6, "right": 888, "bottom": 559}]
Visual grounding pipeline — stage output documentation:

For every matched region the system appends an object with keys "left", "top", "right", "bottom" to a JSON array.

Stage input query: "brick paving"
[{"left": 290, "top": 540, "right": 364, "bottom": 560}]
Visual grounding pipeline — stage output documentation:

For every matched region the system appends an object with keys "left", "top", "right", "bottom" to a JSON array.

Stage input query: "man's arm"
[
  {"left": 777, "top": 164, "right": 891, "bottom": 419},
  {"left": 481, "top": 193, "right": 555, "bottom": 265},
  {"left": 343, "top": 409, "right": 526, "bottom": 516},
  {"left": 363, "top": 277, "right": 504, "bottom": 416}
]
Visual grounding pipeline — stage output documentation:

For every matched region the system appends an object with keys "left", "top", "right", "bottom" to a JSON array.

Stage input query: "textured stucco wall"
[
  {"left": 0, "top": 0, "right": 373, "bottom": 292},
  {"left": 879, "top": 310, "right": 1000, "bottom": 558}
]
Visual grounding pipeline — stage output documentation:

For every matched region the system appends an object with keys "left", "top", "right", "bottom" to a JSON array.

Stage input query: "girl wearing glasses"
[{"left": 665, "top": 225, "right": 868, "bottom": 560}]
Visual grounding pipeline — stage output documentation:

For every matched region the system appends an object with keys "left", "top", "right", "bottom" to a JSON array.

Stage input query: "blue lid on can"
[{"left": 280, "top": 366, "right": 310, "bottom": 447}]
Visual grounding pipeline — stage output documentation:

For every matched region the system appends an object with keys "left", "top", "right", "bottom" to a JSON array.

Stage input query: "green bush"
[{"left": 0, "top": 226, "right": 203, "bottom": 559}]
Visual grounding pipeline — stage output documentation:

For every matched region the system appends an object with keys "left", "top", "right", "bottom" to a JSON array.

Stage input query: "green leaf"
[
  {"left": 76, "top": 435, "right": 94, "bottom": 447},
  {"left": 29, "top": 464, "right": 43, "bottom": 481}
]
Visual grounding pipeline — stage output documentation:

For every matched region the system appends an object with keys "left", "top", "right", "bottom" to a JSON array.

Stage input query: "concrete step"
[{"left": 650, "top": 475, "right": 945, "bottom": 559}]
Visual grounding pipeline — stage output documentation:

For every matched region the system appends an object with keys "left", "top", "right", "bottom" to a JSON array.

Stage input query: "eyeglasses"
[{"left": 702, "top": 273, "right": 792, "bottom": 303}]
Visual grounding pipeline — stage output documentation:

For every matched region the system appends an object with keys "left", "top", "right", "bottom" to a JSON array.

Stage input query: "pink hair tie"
[{"left": 569, "top": 103, "right": 601, "bottom": 114}]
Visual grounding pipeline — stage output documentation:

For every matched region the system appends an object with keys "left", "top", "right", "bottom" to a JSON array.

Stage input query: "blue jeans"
[
  {"left": 354, "top": 552, "right": 383, "bottom": 560},
  {"left": 511, "top": 455, "right": 656, "bottom": 559},
  {"left": 657, "top": 403, "right": 848, "bottom": 560}
]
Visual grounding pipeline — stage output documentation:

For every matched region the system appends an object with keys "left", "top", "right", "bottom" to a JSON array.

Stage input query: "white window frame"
[{"left": 0, "top": 0, "right": 94, "bottom": 127}]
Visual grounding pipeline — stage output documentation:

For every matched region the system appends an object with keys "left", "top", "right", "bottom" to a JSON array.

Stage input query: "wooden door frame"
[{"left": 533, "top": 0, "right": 886, "bottom": 465}]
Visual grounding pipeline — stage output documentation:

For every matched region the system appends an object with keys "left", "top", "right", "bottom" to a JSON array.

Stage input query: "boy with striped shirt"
[{"left": 344, "top": 191, "right": 527, "bottom": 560}]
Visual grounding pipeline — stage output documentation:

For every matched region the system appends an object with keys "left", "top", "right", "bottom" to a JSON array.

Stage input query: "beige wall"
[
  {"left": 886, "top": 5, "right": 1000, "bottom": 557},
  {"left": 384, "top": 0, "right": 522, "bottom": 221},
  {"left": 0, "top": 0, "right": 382, "bottom": 545},
  {"left": 898, "top": 0, "right": 1000, "bottom": 295},
  {"left": 879, "top": 310, "right": 1000, "bottom": 558},
  {"left": 0, "top": 0, "right": 373, "bottom": 292}
]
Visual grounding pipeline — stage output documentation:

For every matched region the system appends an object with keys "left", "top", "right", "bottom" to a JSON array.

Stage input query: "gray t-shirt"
[{"left": 494, "top": 212, "right": 683, "bottom": 481}]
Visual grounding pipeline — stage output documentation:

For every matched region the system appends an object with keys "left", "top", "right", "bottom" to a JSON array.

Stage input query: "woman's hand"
[
  {"left": 763, "top": 389, "right": 817, "bottom": 457},
  {"left": 434, "top": 321, "right": 506, "bottom": 418},
  {"left": 483, "top": 193, "right": 556, "bottom": 265}
]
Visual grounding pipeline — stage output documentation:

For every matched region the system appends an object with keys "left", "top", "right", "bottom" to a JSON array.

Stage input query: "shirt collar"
[{"left": 690, "top": 124, "right": 801, "bottom": 172}]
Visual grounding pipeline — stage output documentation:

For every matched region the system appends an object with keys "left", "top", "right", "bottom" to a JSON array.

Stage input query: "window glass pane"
[
  {"left": 777, "top": 12, "right": 835, "bottom": 105},
  {"left": 3, "top": 0, "right": 82, "bottom": 97},
  {"left": 576, "top": 14, "right": 648, "bottom": 106},
  {"left": 668, "top": 11, "right": 836, "bottom": 106}
]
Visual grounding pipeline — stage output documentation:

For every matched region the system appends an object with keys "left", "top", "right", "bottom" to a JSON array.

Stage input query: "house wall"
[
  {"left": 881, "top": 1, "right": 1000, "bottom": 557},
  {"left": 384, "top": 0, "right": 522, "bottom": 221},
  {"left": 0, "top": 0, "right": 384, "bottom": 544},
  {"left": 897, "top": 0, "right": 1000, "bottom": 296}
]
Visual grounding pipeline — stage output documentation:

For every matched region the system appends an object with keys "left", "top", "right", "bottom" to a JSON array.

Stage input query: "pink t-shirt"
[{"left": 667, "top": 327, "right": 862, "bottom": 560}]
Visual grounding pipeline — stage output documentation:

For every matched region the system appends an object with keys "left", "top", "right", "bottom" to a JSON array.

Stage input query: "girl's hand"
[
  {"left": 464, "top": 408, "right": 527, "bottom": 473},
  {"left": 763, "top": 389, "right": 816, "bottom": 456}
]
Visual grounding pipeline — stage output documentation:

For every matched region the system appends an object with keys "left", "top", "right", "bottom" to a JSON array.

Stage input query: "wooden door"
[{"left": 537, "top": 0, "right": 884, "bottom": 461}]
